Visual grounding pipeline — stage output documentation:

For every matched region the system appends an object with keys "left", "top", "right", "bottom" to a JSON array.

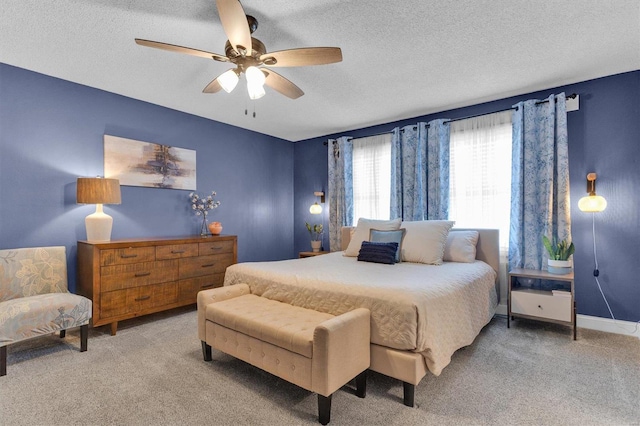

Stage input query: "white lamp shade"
[
  {"left": 247, "top": 83, "right": 266, "bottom": 100},
  {"left": 578, "top": 195, "right": 607, "bottom": 212},
  {"left": 245, "top": 66, "right": 266, "bottom": 86},
  {"left": 218, "top": 69, "right": 239, "bottom": 93},
  {"left": 309, "top": 202, "right": 322, "bottom": 214}
]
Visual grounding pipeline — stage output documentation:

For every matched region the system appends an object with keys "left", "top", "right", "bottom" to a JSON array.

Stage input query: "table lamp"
[{"left": 77, "top": 177, "right": 121, "bottom": 242}]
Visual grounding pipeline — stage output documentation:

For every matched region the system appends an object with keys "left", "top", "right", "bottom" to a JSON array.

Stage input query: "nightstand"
[
  {"left": 299, "top": 251, "right": 329, "bottom": 258},
  {"left": 508, "top": 268, "right": 576, "bottom": 340}
]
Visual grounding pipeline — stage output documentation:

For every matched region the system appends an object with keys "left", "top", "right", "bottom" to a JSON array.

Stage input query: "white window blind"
[
  {"left": 449, "top": 110, "right": 512, "bottom": 255},
  {"left": 352, "top": 133, "right": 392, "bottom": 221}
]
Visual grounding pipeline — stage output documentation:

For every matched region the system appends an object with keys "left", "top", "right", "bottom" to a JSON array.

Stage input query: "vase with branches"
[{"left": 189, "top": 191, "right": 221, "bottom": 236}]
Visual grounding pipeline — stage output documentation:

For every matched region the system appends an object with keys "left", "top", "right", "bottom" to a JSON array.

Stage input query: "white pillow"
[
  {"left": 444, "top": 230, "right": 479, "bottom": 263},
  {"left": 401, "top": 220, "right": 455, "bottom": 264},
  {"left": 344, "top": 218, "right": 402, "bottom": 257}
]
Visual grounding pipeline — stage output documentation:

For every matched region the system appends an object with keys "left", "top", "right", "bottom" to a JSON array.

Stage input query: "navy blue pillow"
[{"left": 357, "top": 241, "right": 398, "bottom": 265}]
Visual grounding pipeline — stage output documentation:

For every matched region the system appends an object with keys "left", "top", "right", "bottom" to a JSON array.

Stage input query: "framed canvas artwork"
[{"left": 104, "top": 135, "right": 196, "bottom": 190}]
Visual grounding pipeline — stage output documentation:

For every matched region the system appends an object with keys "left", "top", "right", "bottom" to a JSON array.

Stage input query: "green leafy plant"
[
  {"left": 542, "top": 235, "right": 575, "bottom": 261},
  {"left": 305, "top": 222, "right": 323, "bottom": 241}
]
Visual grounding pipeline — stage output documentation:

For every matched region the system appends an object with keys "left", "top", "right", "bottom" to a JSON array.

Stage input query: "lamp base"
[{"left": 85, "top": 204, "right": 113, "bottom": 242}]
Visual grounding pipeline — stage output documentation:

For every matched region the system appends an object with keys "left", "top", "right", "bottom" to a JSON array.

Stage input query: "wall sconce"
[
  {"left": 309, "top": 191, "right": 325, "bottom": 214},
  {"left": 77, "top": 177, "right": 122, "bottom": 242},
  {"left": 578, "top": 173, "right": 607, "bottom": 212}
]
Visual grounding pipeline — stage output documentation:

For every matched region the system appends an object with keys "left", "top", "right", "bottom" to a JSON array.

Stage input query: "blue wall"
[
  {"left": 294, "top": 71, "right": 640, "bottom": 323},
  {"left": 0, "top": 63, "right": 295, "bottom": 292}
]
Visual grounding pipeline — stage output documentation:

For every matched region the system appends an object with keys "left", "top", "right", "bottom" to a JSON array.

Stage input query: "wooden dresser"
[{"left": 77, "top": 235, "right": 237, "bottom": 335}]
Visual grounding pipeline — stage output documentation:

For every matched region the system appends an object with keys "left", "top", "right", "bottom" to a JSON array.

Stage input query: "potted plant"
[
  {"left": 306, "top": 222, "right": 324, "bottom": 252},
  {"left": 542, "top": 235, "right": 575, "bottom": 274}
]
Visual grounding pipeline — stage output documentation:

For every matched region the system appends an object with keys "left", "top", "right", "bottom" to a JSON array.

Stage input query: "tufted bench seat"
[{"left": 198, "top": 284, "right": 370, "bottom": 425}]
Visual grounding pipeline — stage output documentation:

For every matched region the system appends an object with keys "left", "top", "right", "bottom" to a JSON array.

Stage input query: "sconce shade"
[
  {"left": 77, "top": 177, "right": 121, "bottom": 242},
  {"left": 310, "top": 202, "right": 322, "bottom": 214},
  {"left": 77, "top": 177, "right": 122, "bottom": 205},
  {"left": 578, "top": 195, "right": 607, "bottom": 212},
  {"left": 578, "top": 172, "right": 606, "bottom": 212}
]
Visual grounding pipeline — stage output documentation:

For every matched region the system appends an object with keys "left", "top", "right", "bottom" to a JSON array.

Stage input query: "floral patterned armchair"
[{"left": 0, "top": 246, "right": 92, "bottom": 376}]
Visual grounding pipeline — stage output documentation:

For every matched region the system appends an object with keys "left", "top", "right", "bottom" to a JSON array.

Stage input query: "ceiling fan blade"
[
  {"left": 135, "top": 39, "right": 229, "bottom": 62},
  {"left": 261, "top": 69, "right": 304, "bottom": 99},
  {"left": 202, "top": 76, "right": 223, "bottom": 94},
  {"left": 216, "top": 0, "right": 252, "bottom": 56},
  {"left": 260, "top": 47, "right": 342, "bottom": 67}
]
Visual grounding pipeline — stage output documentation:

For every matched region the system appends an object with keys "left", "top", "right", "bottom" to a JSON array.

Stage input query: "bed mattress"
[{"left": 224, "top": 252, "right": 497, "bottom": 375}]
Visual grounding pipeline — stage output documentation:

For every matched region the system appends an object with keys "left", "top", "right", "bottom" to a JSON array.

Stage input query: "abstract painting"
[{"left": 104, "top": 135, "right": 196, "bottom": 190}]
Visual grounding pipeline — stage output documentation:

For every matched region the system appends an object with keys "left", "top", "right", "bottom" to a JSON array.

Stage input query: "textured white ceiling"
[{"left": 1, "top": 0, "right": 639, "bottom": 141}]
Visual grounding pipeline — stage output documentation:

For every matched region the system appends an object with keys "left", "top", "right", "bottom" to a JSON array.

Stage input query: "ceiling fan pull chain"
[{"left": 253, "top": 103, "right": 256, "bottom": 118}]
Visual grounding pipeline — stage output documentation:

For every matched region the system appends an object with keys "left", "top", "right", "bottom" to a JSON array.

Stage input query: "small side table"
[
  {"left": 508, "top": 268, "right": 576, "bottom": 340},
  {"left": 299, "top": 251, "right": 330, "bottom": 258}
]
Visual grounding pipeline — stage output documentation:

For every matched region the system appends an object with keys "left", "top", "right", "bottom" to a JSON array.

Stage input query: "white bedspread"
[{"left": 224, "top": 252, "right": 497, "bottom": 375}]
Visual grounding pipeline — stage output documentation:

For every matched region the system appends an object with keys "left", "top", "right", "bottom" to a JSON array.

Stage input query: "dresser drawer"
[
  {"left": 178, "top": 274, "right": 225, "bottom": 302},
  {"left": 100, "top": 247, "right": 156, "bottom": 266},
  {"left": 511, "top": 290, "right": 571, "bottom": 322},
  {"left": 100, "top": 260, "right": 179, "bottom": 292},
  {"left": 179, "top": 253, "right": 234, "bottom": 279},
  {"left": 156, "top": 243, "right": 199, "bottom": 260},
  {"left": 100, "top": 282, "right": 178, "bottom": 319},
  {"left": 199, "top": 240, "right": 234, "bottom": 256}
]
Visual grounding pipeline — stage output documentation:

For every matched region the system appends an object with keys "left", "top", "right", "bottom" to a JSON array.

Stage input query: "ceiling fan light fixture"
[
  {"left": 247, "top": 83, "right": 266, "bottom": 100},
  {"left": 245, "top": 66, "right": 266, "bottom": 86},
  {"left": 218, "top": 69, "right": 239, "bottom": 93}
]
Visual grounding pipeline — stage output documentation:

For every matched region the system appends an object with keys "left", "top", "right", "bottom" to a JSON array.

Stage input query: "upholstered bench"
[
  {"left": 0, "top": 246, "right": 92, "bottom": 377},
  {"left": 198, "top": 284, "right": 370, "bottom": 425}
]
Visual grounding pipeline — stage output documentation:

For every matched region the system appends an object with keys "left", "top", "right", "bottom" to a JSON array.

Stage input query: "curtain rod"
[{"left": 323, "top": 93, "right": 577, "bottom": 144}]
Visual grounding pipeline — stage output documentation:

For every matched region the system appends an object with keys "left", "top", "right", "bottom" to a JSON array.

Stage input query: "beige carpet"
[{"left": 1, "top": 306, "right": 638, "bottom": 425}]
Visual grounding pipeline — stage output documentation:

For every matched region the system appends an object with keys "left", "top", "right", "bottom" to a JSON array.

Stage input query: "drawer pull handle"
[
  {"left": 135, "top": 295, "right": 151, "bottom": 301},
  {"left": 171, "top": 250, "right": 185, "bottom": 254},
  {"left": 210, "top": 247, "right": 223, "bottom": 250},
  {"left": 201, "top": 263, "right": 215, "bottom": 268},
  {"left": 538, "top": 305, "right": 543, "bottom": 309},
  {"left": 200, "top": 284, "right": 214, "bottom": 289},
  {"left": 135, "top": 272, "right": 151, "bottom": 277},
  {"left": 121, "top": 254, "right": 138, "bottom": 259}
]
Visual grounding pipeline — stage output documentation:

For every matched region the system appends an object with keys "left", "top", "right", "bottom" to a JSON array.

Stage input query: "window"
[
  {"left": 352, "top": 133, "right": 392, "bottom": 221},
  {"left": 448, "top": 110, "right": 512, "bottom": 255}
]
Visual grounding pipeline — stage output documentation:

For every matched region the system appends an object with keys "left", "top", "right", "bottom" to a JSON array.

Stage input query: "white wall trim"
[
  {"left": 577, "top": 314, "right": 640, "bottom": 339},
  {"left": 496, "top": 303, "right": 639, "bottom": 339}
]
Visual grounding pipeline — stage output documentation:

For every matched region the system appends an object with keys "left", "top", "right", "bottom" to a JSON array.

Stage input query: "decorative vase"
[
  {"left": 548, "top": 259, "right": 572, "bottom": 275},
  {"left": 200, "top": 216, "right": 209, "bottom": 236},
  {"left": 208, "top": 222, "right": 223, "bottom": 235},
  {"left": 310, "top": 240, "right": 322, "bottom": 253}
]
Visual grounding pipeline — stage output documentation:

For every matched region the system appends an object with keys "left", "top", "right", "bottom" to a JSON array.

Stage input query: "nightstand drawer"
[{"left": 511, "top": 290, "right": 571, "bottom": 322}]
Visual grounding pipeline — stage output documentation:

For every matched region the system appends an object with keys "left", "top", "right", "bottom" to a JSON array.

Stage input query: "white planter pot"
[
  {"left": 548, "top": 259, "right": 572, "bottom": 275},
  {"left": 310, "top": 240, "right": 322, "bottom": 252}
]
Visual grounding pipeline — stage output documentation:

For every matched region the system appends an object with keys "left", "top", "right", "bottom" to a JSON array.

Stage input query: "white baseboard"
[{"left": 496, "top": 303, "right": 640, "bottom": 339}]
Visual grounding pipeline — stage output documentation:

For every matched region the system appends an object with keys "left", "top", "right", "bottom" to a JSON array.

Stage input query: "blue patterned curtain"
[
  {"left": 327, "top": 136, "right": 353, "bottom": 251},
  {"left": 509, "top": 93, "right": 571, "bottom": 270},
  {"left": 390, "top": 123, "right": 428, "bottom": 220},
  {"left": 390, "top": 120, "right": 450, "bottom": 220},
  {"left": 426, "top": 119, "right": 450, "bottom": 220}
]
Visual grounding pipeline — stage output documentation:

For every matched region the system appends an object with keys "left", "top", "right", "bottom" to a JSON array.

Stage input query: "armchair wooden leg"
[
  {"left": 1, "top": 345, "right": 6, "bottom": 377},
  {"left": 80, "top": 325, "right": 88, "bottom": 352},
  {"left": 355, "top": 370, "right": 367, "bottom": 398},
  {"left": 201, "top": 341, "right": 212, "bottom": 361},
  {"left": 403, "top": 382, "right": 415, "bottom": 407},
  {"left": 318, "top": 394, "right": 332, "bottom": 425},
  {"left": 59, "top": 329, "right": 66, "bottom": 338}
]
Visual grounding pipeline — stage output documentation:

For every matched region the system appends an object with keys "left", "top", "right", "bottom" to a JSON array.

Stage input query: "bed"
[{"left": 223, "top": 225, "right": 499, "bottom": 406}]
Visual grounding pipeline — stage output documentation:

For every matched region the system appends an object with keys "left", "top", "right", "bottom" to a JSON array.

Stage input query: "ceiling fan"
[{"left": 135, "top": 0, "right": 342, "bottom": 100}]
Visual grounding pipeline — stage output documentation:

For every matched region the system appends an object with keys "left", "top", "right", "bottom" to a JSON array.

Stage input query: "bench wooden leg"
[
  {"left": 59, "top": 329, "right": 66, "bottom": 338},
  {"left": 201, "top": 341, "right": 212, "bottom": 361},
  {"left": 355, "top": 370, "right": 367, "bottom": 398},
  {"left": 318, "top": 394, "right": 332, "bottom": 425},
  {"left": 403, "top": 382, "right": 415, "bottom": 407},
  {"left": 1, "top": 345, "right": 6, "bottom": 377},
  {"left": 80, "top": 325, "right": 88, "bottom": 352}
]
